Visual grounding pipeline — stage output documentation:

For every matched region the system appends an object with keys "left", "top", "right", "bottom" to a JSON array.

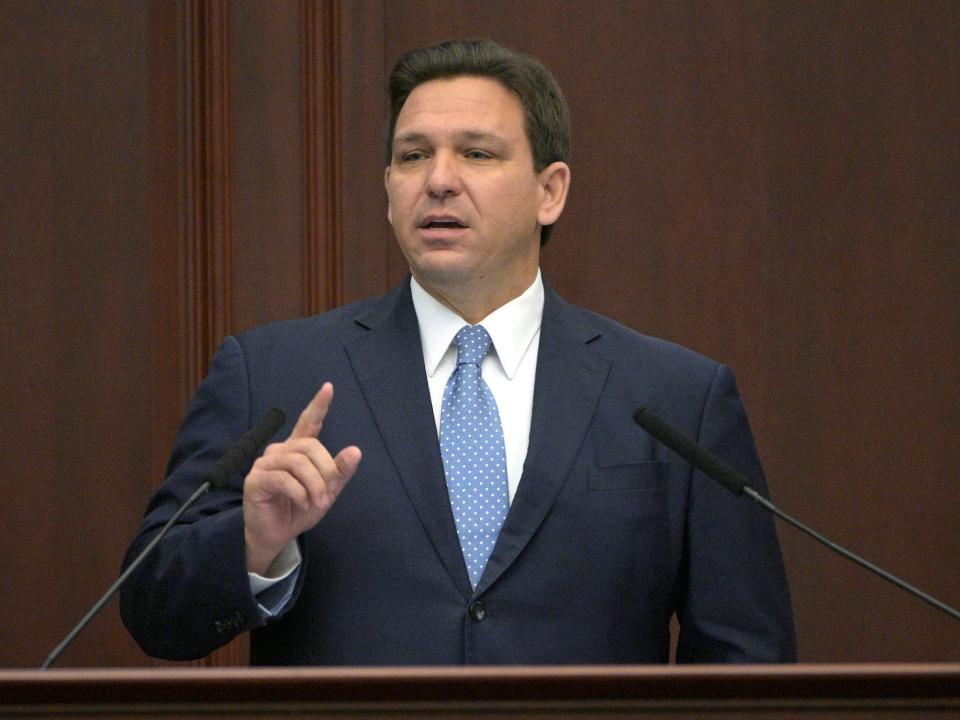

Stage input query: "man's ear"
[
  {"left": 537, "top": 161, "right": 571, "bottom": 227},
  {"left": 384, "top": 166, "right": 392, "bottom": 225}
]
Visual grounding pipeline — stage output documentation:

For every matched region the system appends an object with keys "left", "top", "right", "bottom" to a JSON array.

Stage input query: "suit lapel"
[
  {"left": 476, "top": 284, "right": 610, "bottom": 594},
  {"left": 344, "top": 281, "right": 473, "bottom": 599}
]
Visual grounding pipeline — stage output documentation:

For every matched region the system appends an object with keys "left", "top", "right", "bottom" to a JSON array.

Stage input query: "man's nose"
[{"left": 425, "top": 152, "right": 462, "bottom": 198}]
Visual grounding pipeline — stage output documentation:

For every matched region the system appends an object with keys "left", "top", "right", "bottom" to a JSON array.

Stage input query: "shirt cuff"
[{"left": 248, "top": 541, "right": 301, "bottom": 618}]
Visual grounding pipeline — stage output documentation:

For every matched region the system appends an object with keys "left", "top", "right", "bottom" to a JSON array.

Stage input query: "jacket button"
[{"left": 468, "top": 601, "right": 486, "bottom": 622}]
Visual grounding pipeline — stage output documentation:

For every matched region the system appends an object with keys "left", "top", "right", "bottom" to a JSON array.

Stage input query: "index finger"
[{"left": 289, "top": 382, "right": 334, "bottom": 440}]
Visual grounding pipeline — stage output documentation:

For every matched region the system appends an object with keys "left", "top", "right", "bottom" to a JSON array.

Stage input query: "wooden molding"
[
  {"left": 302, "top": 0, "right": 343, "bottom": 314},
  {"left": 4, "top": 665, "right": 960, "bottom": 715},
  {"left": 183, "top": 0, "right": 234, "bottom": 391}
]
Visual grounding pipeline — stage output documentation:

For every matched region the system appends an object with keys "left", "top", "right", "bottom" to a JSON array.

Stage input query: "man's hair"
[{"left": 386, "top": 40, "right": 571, "bottom": 245}]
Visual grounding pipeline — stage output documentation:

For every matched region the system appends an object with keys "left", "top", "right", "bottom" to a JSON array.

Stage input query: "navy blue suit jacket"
[{"left": 121, "top": 278, "right": 796, "bottom": 664}]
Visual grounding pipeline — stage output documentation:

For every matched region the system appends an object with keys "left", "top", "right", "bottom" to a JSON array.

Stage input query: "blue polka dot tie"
[{"left": 440, "top": 324, "right": 509, "bottom": 589}]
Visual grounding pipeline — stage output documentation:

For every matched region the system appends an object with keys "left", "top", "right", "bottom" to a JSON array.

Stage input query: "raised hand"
[{"left": 242, "top": 383, "right": 361, "bottom": 574}]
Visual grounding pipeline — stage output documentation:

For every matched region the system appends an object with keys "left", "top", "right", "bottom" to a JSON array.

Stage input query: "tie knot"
[{"left": 453, "top": 324, "right": 493, "bottom": 366}]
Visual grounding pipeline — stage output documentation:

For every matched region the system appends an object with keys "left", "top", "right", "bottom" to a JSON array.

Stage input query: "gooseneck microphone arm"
[
  {"left": 41, "top": 408, "right": 286, "bottom": 669},
  {"left": 632, "top": 407, "right": 960, "bottom": 625}
]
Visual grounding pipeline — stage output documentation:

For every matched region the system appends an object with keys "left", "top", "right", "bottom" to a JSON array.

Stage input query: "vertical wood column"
[
  {"left": 183, "top": 0, "right": 239, "bottom": 667},
  {"left": 180, "top": 0, "right": 348, "bottom": 667},
  {"left": 183, "top": 0, "right": 233, "bottom": 391},
  {"left": 303, "top": 0, "right": 343, "bottom": 314}
]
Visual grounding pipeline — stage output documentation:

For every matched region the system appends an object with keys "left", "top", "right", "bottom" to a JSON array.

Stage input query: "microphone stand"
[
  {"left": 633, "top": 407, "right": 960, "bottom": 625},
  {"left": 41, "top": 408, "right": 286, "bottom": 668},
  {"left": 42, "top": 482, "right": 210, "bottom": 669}
]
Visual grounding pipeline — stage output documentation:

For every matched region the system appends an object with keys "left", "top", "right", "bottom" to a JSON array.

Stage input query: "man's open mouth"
[{"left": 420, "top": 216, "right": 467, "bottom": 229}]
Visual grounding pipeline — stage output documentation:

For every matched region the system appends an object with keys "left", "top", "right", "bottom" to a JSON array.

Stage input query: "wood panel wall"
[{"left": 0, "top": 0, "right": 957, "bottom": 668}]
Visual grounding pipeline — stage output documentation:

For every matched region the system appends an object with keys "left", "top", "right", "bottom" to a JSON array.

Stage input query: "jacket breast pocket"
[{"left": 588, "top": 460, "right": 669, "bottom": 492}]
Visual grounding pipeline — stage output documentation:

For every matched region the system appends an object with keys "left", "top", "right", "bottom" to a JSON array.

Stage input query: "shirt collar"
[{"left": 411, "top": 271, "right": 544, "bottom": 380}]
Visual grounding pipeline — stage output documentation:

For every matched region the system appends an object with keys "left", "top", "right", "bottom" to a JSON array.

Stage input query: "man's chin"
[{"left": 410, "top": 261, "right": 477, "bottom": 290}]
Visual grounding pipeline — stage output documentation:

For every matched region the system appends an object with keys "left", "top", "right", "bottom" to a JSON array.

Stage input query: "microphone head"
[
  {"left": 206, "top": 408, "right": 286, "bottom": 490},
  {"left": 633, "top": 406, "right": 747, "bottom": 495}
]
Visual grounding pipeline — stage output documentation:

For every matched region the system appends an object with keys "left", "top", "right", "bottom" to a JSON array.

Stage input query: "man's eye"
[
  {"left": 401, "top": 151, "right": 426, "bottom": 162},
  {"left": 465, "top": 150, "right": 493, "bottom": 160}
]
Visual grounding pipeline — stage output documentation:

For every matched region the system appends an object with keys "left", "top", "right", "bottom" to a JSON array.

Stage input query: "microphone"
[
  {"left": 632, "top": 406, "right": 960, "bottom": 625},
  {"left": 632, "top": 407, "right": 748, "bottom": 495},
  {"left": 205, "top": 408, "right": 286, "bottom": 489},
  {"left": 41, "top": 408, "right": 286, "bottom": 669}
]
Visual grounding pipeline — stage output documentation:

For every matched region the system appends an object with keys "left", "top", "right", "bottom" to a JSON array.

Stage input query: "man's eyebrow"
[
  {"left": 392, "top": 130, "right": 507, "bottom": 146},
  {"left": 393, "top": 132, "right": 429, "bottom": 146},
  {"left": 458, "top": 131, "right": 505, "bottom": 144}
]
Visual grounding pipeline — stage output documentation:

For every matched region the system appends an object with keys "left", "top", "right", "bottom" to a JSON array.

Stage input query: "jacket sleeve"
[
  {"left": 119, "top": 336, "right": 303, "bottom": 660},
  {"left": 675, "top": 364, "right": 797, "bottom": 662}
]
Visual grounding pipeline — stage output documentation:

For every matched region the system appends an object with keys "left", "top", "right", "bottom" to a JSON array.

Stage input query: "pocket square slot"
[{"left": 588, "top": 461, "right": 668, "bottom": 491}]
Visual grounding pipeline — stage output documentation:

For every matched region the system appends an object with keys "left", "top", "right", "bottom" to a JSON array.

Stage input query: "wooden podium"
[{"left": 1, "top": 664, "right": 959, "bottom": 718}]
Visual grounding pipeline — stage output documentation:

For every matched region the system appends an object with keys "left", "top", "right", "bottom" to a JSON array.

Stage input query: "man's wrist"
[
  {"left": 245, "top": 531, "right": 291, "bottom": 576},
  {"left": 249, "top": 540, "right": 301, "bottom": 594}
]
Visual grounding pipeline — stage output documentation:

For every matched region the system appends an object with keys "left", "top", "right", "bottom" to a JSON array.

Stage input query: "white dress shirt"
[{"left": 410, "top": 271, "right": 543, "bottom": 502}]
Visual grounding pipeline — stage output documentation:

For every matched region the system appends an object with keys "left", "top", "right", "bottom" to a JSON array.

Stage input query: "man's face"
[{"left": 385, "top": 76, "right": 567, "bottom": 310}]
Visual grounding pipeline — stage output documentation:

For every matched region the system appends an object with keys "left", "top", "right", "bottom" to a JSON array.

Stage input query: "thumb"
[
  {"left": 334, "top": 445, "right": 362, "bottom": 482},
  {"left": 324, "top": 445, "right": 362, "bottom": 500}
]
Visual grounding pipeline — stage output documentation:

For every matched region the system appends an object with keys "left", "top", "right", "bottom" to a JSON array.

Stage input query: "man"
[{"left": 121, "top": 40, "right": 796, "bottom": 664}]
